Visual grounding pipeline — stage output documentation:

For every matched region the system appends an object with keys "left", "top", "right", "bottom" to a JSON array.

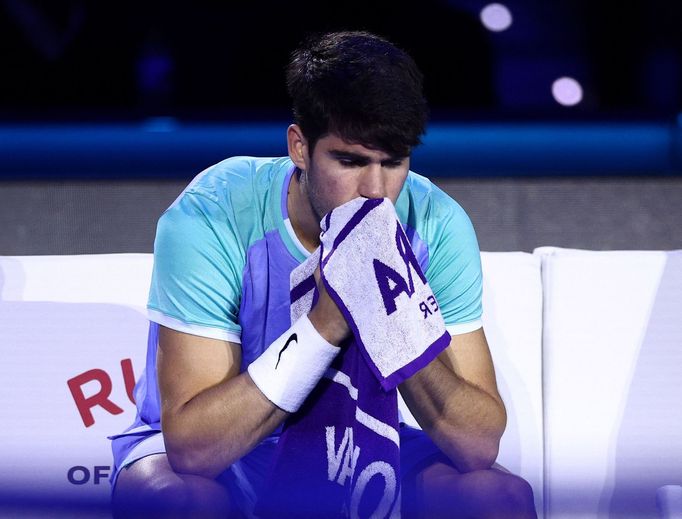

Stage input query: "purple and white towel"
[
  {"left": 318, "top": 197, "right": 450, "bottom": 390},
  {"left": 255, "top": 197, "right": 450, "bottom": 518}
]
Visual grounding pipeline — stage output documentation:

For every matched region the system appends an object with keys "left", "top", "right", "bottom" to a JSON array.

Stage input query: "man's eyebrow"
[
  {"left": 327, "top": 149, "right": 407, "bottom": 162},
  {"left": 328, "top": 150, "right": 369, "bottom": 161}
]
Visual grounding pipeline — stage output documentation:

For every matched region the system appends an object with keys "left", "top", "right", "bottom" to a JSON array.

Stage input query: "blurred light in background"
[
  {"left": 480, "top": 3, "right": 512, "bottom": 32},
  {"left": 0, "top": 1, "right": 679, "bottom": 119},
  {"left": 552, "top": 77, "right": 583, "bottom": 106}
]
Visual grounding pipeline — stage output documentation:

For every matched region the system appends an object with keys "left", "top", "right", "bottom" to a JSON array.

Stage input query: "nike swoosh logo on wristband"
[{"left": 275, "top": 333, "right": 298, "bottom": 369}]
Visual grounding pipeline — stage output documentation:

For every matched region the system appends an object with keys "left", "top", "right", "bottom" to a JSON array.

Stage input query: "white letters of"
[
  {"left": 350, "top": 461, "right": 397, "bottom": 519},
  {"left": 326, "top": 426, "right": 360, "bottom": 484},
  {"left": 326, "top": 426, "right": 398, "bottom": 518}
]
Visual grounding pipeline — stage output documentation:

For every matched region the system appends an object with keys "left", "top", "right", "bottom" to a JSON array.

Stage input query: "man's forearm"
[
  {"left": 161, "top": 299, "right": 347, "bottom": 480},
  {"left": 162, "top": 371, "right": 287, "bottom": 479},
  {"left": 399, "top": 356, "right": 507, "bottom": 472}
]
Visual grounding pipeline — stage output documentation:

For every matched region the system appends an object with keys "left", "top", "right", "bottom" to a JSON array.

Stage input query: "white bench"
[{"left": 1, "top": 248, "right": 680, "bottom": 518}]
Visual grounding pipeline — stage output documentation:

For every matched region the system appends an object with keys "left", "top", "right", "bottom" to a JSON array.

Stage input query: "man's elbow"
[
  {"left": 441, "top": 408, "right": 506, "bottom": 472},
  {"left": 464, "top": 407, "right": 507, "bottom": 471},
  {"left": 163, "top": 426, "right": 233, "bottom": 479},
  {"left": 456, "top": 437, "right": 501, "bottom": 472},
  {"left": 165, "top": 441, "right": 215, "bottom": 479}
]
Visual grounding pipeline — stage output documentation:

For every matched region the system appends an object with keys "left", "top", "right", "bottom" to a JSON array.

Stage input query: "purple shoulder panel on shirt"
[{"left": 238, "top": 229, "right": 301, "bottom": 372}]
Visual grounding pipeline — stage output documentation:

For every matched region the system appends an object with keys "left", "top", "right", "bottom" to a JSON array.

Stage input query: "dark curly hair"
[{"left": 286, "top": 31, "right": 428, "bottom": 157}]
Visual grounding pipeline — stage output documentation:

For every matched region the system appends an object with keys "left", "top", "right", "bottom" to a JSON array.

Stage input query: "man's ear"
[{"left": 287, "top": 124, "right": 309, "bottom": 171}]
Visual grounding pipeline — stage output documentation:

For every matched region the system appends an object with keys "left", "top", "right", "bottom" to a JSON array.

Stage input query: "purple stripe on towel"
[
  {"left": 290, "top": 274, "right": 316, "bottom": 304},
  {"left": 381, "top": 331, "right": 451, "bottom": 391}
]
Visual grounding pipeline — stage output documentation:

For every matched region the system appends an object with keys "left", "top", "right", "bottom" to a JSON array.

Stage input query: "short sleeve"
[
  {"left": 147, "top": 191, "right": 244, "bottom": 343},
  {"left": 424, "top": 195, "right": 483, "bottom": 335}
]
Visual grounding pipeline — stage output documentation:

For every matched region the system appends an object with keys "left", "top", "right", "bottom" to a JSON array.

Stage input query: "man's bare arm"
[
  {"left": 157, "top": 329, "right": 287, "bottom": 479},
  {"left": 399, "top": 327, "right": 506, "bottom": 472},
  {"left": 157, "top": 276, "right": 348, "bottom": 480}
]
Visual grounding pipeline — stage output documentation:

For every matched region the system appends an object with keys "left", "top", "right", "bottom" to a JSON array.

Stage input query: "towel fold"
[{"left": 318, "top": 197, "right": 450, "bottom": 390}]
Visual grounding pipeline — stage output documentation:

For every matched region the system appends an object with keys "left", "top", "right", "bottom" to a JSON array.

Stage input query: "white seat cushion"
[
  {"left": 0, "top": 254, "right": 152, "bottom": 508},
  {"left": 536, "top": 247, "right": 682, "bottom": 519}
]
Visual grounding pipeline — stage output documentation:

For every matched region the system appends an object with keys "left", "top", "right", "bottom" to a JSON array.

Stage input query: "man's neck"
[{"left": 287, "top": 169, "right": 321, "bottom": 253}]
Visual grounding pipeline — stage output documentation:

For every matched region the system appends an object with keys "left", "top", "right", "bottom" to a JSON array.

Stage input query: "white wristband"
[{"left": 247, "top": 314, "right": 340, "bottom": 413}]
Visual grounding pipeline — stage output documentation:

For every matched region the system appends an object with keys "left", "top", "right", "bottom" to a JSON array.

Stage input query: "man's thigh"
[
  {"left": 112, "top": 454, "right": 243, "bottom": 519},
  {"left": 112, "top": 432, "right": 277, "bottom": 518},
  {"left": 400, "top": 424, "right": 452, "bottom": 517},
  {"left": 399, "top": 425, "right": 537, "bottom": 519}
]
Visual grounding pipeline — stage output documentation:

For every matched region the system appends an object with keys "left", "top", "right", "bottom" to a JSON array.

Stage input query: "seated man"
[{"left": 110, "top": 31, "right": 537, "bottom": 519}]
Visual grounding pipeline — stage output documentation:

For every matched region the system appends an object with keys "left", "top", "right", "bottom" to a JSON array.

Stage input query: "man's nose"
[{"left": 358, "top": 165, "right": 386, "bottom": 199}]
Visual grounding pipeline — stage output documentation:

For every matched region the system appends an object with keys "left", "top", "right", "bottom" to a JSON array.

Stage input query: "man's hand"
[{"left": 308, "top": 267, "right": 351, "bottom": 345}]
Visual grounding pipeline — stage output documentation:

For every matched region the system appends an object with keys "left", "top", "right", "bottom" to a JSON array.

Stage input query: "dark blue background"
[{"left": 1, "top": 0, "right": 681, "bottom": 178}]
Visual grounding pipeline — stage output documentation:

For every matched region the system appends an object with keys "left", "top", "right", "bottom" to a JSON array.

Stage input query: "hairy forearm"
[
  {"left": 399, "top": 357, "right": 507, "bottom": 472},
  {"left": 162, "top": 372, "right": 287, "bottom": 479}
]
